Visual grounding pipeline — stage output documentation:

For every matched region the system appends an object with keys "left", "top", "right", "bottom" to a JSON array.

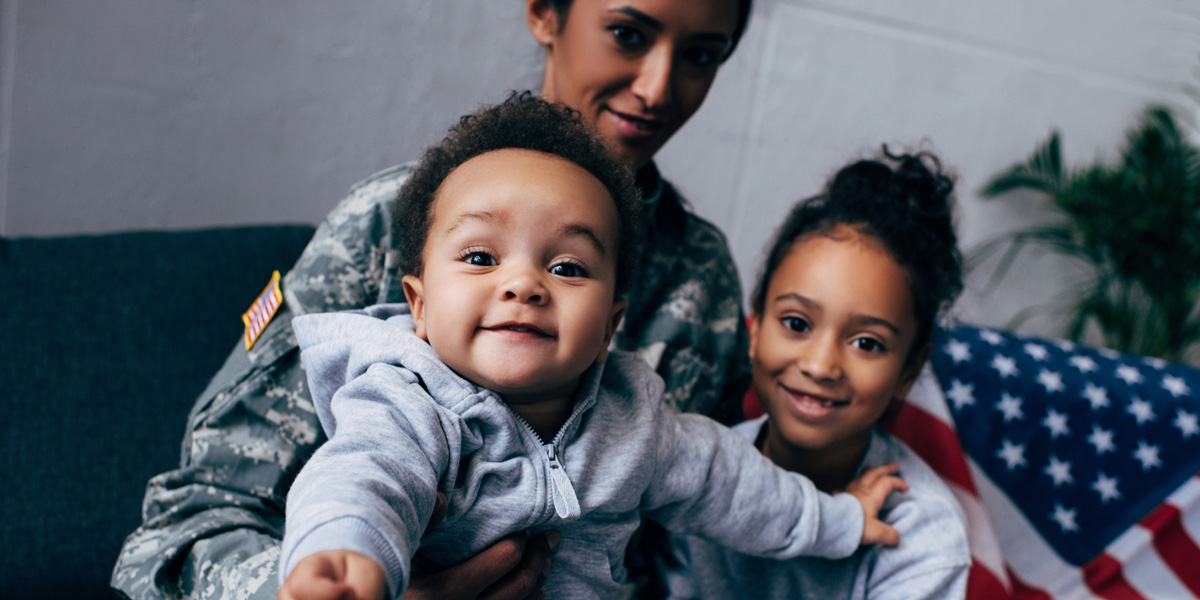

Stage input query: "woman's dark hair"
[
  {"left": 751, "top": 148, "right": 963, "bottom": 360},
  {"left": 547, "top": 0, "right": 752, "bottom": 60},
  {"left": 394, "top": 91, "right": 642, "bottom": 296}
]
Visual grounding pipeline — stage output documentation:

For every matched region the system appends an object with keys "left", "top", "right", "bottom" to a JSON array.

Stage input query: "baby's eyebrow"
[
  {"left": 444, "top": 210, "right": 503, "bottom": 234},
  {"left": 561, "top": 223, "right": 608, "bottom": 257}
]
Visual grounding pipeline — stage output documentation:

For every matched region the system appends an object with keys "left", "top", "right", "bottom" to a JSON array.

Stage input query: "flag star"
[
  {"left": 1099, "top": 348, "right": 1121, "bottom": 360},
  {"left": 1051, "top": 503, "right": 1079, "bottom": 533},
  {"left": 995, "top": 393, "right": 1024, "bottom": 423},
  {"left": 1116, "top": 364, "right": 1143, "bottom": 385},
  {"left": 1088, "top": 425, "right": 1116, "bottom": 455},
  {"left": 946, "top": 379, "right": 976, "bottom": 410},
  {"left": 991, "top": 354, "right": 1019, "bottom": 378},
  {"left": 1092, "top": 472, "right": 1121, "bottom": 503},
  {"left": 1025, "top": 343, "right": 1050, "bottom": 361},
  {"left": 1162, "top": 375, "right": 1190, "bottom": 398},
  {"left": 1144, "top": 356, "right": 1168, "bottom": 369},
  {"left": 1134, "top": 441, "right": 1162, "bottom": 471},
  {"left": 1082, "top": 383, "right": 1110, "bottom": 410},
  {"left": 996, "top": 439, "right": 1027, "bottom": 470},
  {"left": 1055, "top": 339, "right": 1076, "bottom": 352},
  {"left": 1043, "top": 456, "right": 1074, "bottom": 487},
  {"left": 1174, "top": 409, "right": 1199, "bottom": 438},
  {"left": 1037, "top": 369, "right": 1065, "bottom": 394},
  {"left": 1127, "top": 397, "right": 1156, "bottom": 425},
  {"left": 979, "top": 329, "right": 1005, "bottom": 345},
  {"left": 1043, "top": 409, "right": 1071, "bottom": 439},
  {"left": 1070, "top": 355, "right": 1099, "bottom": 373},
  {"left": 945, "top": 340, "right": 972, "bottom": 364}
]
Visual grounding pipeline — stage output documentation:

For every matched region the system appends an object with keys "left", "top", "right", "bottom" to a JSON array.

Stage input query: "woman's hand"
[{"left": 403, "top": 492, "right": 560, "bottom": 600}]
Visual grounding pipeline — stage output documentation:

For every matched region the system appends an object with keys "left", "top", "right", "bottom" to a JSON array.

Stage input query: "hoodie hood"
[{"left": 292, "top": 303, "right": 487, "bottom": 436}]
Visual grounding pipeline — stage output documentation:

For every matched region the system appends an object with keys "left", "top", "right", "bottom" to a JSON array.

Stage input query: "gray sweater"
[{"left": 282, "top": 304, "right": 864, "bottom": 599}]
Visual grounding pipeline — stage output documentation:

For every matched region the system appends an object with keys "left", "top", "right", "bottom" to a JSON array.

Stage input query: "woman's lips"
[{"left": 605, "top": 108, "right": 666, "bottom": 141}]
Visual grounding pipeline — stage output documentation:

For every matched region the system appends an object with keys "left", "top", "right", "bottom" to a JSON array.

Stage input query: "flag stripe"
[
  {"left": 1144, "top": 504, "right": 1200, "bottom": 596},
  {"left": 966, "top": 562, "right": 1010, "bottom": 599},
  {"left": 1008, "top": 567, "right": 1054, "bottom": 600},
  {"left": 891, "top": 401, "right": 977, "bottom": 495},
  {"left": 1082, "top": 554, "right": 1145, "bottom": 600}
]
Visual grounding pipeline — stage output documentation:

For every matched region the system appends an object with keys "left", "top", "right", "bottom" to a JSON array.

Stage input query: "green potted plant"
[{"left": 975, "top": 105, "right": 1200, "bottom": 365}]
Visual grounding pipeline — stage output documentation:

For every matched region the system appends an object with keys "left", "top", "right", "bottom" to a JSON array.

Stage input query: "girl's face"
[
  {"left": 750, "top": 225, "right": 925, "bottom": 460},
  {"left": 528, "top": 0, "right": 739, "bottom": 172}
]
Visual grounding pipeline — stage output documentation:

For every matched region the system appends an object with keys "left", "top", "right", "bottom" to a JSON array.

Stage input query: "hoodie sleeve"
[
  {"left": 641, "top": 411, "right": 864, "bottom": 561},
  {"left": 281, "top": 311, "right": 455, "bottom": 597}
]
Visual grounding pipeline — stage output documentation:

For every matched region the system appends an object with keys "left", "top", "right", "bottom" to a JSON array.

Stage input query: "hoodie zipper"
[{"left": 510, "top": 412, "right": 583, "bottom": 520}]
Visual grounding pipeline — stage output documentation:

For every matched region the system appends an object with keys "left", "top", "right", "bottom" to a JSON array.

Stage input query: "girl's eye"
[
  {"left": 463, "top": 252, "right": 496, "bottom": 267},
  {"left": 549, "top": 262, "right": 587, "bottom": 278},
  {"left": 780, "top": 316, "right": 810, "bottom": 333},
  {"left": 853, "top": 337, "right": 885, "bottom": 353},
  {"left": 610, "top": 25, "right": 646, "bottom": 49}
]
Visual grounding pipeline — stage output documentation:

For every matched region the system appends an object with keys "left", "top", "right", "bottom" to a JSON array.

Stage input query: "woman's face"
[{"left": 528, "top": 0, "right": 740, "bottom": 172}]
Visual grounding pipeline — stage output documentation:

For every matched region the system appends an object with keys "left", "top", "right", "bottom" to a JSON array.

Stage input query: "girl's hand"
[
  {"left": 846, "top": 463, "right": 909, "bottom": 546},
  {"left": 278, "top": 550, "right": 387, "bottom": 600}
]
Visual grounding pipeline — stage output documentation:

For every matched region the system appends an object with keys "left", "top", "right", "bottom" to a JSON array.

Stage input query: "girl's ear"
[
  {"left": 747, "top": 312, "right": 761, "bottom": 362},
  {"left": 401, "top": 274, "right": 429, "bottom": 340},
  {"left": 895, "top": 343, "right": 932, "bottom": 400},
  {"left": 595, "top": 298, "right": 628, "bottom": 364},
  {"left": 526, "top": 0, "right": 560, "bottom": 46}
]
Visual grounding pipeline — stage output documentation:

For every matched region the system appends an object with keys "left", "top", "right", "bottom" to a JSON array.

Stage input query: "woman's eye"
[
  {"left": 853, "top": 337, "right": 885, "bottom": 353},
  {"left": 550, "top": 262, "right": 586, "bottom": 278},
  {"left": 682, "top": 46, "right": 719, "bottom": 67},
  {"left": 610, "top": 25, "right": 646, "bottom": 49},
  {"left": 463, "top": 252, "right": 496, "bottom": 267},
  {"left": 780, "top": 316, "right": 810, "bottom": 333}
]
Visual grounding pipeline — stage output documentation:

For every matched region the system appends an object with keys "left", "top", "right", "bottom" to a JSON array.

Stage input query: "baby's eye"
[
  {"left": 549, "top": 262, "right": 588, "bottom": 278},
  {"left": 780, "top": 316, "right": 810, "bottom": 333},
  {"left": 853, "top": 337, "right": 885, "bottom": 353},
  {"left": 462, "top": 251, "right": 496, "bottom": 267},
  {"left": 610, "top": 25, "right": 646, "bottom": 49}
]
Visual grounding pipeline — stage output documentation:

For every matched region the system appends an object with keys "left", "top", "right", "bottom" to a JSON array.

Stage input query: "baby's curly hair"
[
  {"left": 394, "top": 92, "right": 642, "bottom": 296},
  {"left": 752, "top": 148, "right": 963, "bottom": 359}
]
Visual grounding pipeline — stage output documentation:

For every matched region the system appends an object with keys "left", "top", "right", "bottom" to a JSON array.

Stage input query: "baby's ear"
[
  {"left": 401, "top": 274, "right": 429, "bottom": 340},
  {"left": 595, "top": 299, "right": 628, "bottom": 364}
]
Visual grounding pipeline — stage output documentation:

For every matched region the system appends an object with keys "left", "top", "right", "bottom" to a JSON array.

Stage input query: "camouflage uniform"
[{"left": 111, "top": 162, "right": 750, "bottom": 599}]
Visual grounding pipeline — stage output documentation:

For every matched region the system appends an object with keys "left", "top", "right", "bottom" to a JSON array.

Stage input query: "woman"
[{"left": 112, "top": 1, "right": 752, "bottom": 598}]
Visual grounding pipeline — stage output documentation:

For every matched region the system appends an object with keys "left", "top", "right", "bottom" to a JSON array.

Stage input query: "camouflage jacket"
[{"left": 110, "top": 162, "right": 750, "bottom": 599}]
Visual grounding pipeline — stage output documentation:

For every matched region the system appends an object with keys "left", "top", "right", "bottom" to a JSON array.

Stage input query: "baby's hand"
[
  {"left": 846, "top": 463, "right": 909, "bottom": 547},
  {"left": 278, "top": 549, "right": 387, "bottom": 600}
]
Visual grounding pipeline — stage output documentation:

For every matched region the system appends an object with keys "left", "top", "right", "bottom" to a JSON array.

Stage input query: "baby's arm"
[
  {"left": 642, "top": 412, "right": 901, "bottom": 561},
  {"left": 279, "top": 550, "right": 387, "bottom": 600}
]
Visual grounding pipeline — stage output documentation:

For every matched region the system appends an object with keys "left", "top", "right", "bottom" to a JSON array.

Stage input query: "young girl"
[{"left": 671, "top": 150, "right": 972, "bottom": 599}]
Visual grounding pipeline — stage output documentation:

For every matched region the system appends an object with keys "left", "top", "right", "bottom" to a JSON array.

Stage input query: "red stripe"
[
  {"left": 1140, "top": 504, "right": 1200, "bottom": 596},
  {"left": 885, "top": 402, "right": 978, "bottom": 496},
  {"left": 967, "top": 561, "right": 1012, "bottom": 599},
  {"left": 1083, "top": 554, "right": 1147, "bottom": 600},
  {"left": 1007, "top": 567, "right": 1053, "bottom": 600}
]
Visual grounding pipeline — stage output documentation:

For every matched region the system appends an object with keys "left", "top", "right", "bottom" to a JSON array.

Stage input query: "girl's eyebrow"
[
  {"left": 773, "top": 292, "right": 901, "bottom": 335},
  {"left": 607, "top": 6, "right": 732, "bottom": 45}
]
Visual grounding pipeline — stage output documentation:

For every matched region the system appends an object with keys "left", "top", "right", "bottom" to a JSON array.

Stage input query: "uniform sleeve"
[
  {"left": 641, "top": 412, "right": 864, "bottom": 561},
  {"left": 110, "top": 168, "right": 408, "bottom": 600},
  {"left": 280, "top": 364, "right": 451, "bottom": 598}
]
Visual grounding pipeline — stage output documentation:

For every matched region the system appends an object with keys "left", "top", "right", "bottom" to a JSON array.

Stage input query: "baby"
[{"left": 278, "top": 93, "right": 906, "bottom": 600}]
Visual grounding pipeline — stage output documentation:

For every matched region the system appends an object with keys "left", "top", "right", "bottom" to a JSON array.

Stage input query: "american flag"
[
  {"left": 241, "top": 269, "right": 282, "bottom": 350},
  {"left": 745, "top": 323, "right": 1200, "bottom": 599}
]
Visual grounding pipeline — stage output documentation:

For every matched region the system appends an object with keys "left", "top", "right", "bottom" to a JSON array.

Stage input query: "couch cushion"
[{"left": 0, "top": 225, "right": 314, "bottom": 599}]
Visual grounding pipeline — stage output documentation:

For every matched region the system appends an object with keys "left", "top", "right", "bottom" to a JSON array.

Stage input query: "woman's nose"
[{"left": 631, "top": 48, "right": 673, "bottom": 111}]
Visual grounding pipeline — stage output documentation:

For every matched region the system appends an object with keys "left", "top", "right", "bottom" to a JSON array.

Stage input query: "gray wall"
[{"left": 3, "top": 0, "right": 1199, "bottom": 342}]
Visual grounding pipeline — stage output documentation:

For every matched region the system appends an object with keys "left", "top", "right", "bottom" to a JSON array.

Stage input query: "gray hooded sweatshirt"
[{"left": 282, "top": 304, "right": 864, "bottom": 599}]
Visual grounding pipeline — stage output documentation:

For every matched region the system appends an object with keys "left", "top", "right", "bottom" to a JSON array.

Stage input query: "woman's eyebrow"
[{"left": 607, "top": 6, "right": 732, "bottom": 45}]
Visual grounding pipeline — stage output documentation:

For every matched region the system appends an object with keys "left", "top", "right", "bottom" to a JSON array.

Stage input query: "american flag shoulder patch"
[{"left": 241, "top": 270, "right": 283, "bottom": 351}]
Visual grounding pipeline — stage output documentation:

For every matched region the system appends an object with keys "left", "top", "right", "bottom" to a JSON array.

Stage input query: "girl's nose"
[{"left": 799, "top": 338, "right": 843, "bottom": 382}]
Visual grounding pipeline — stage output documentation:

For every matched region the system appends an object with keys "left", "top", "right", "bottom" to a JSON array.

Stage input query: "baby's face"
[{"left": 402, "top": 148, "right": 626, "bottom": 405}]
